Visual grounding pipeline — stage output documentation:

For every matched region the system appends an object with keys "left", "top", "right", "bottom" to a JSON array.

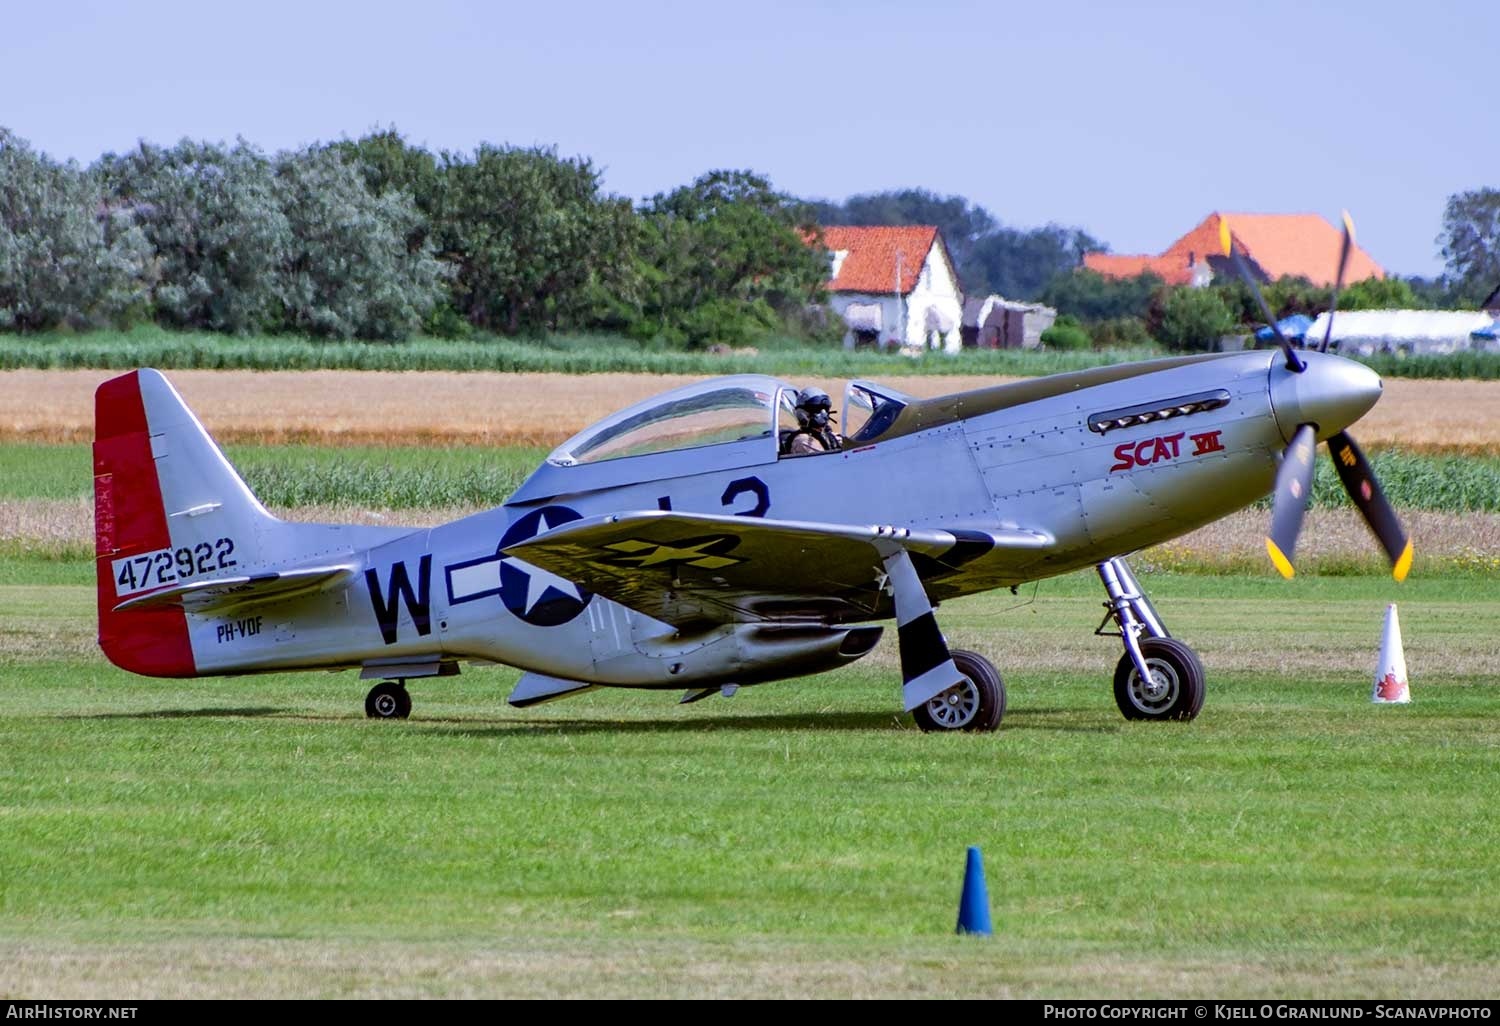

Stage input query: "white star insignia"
[{"left": 503, "top": 509, "right": 583, "bottom": 613}]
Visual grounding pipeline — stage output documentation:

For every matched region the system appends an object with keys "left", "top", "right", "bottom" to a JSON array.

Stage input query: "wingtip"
[
  {"left": 1266, "top": 538, "right": 1295, "bottom": 579},
  {"left": 1392, "top": 539, "right": 1413, "bottom": 582}
]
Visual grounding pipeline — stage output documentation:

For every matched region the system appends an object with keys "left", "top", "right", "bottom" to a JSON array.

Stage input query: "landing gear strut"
[
  {"left": 365, "top": 679, "right": 412, "bottom": 719},
  {"left": 1095, "top": 557, "right": 1203, "bottom": 721},
  {"left": 882, "top": 546, "right": 1005, "bottom": 734}
]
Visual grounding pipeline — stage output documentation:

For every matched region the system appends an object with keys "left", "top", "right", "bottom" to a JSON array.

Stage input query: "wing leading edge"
[{"left": 503, "top": 510, "right": 1052, "bottom": 628}]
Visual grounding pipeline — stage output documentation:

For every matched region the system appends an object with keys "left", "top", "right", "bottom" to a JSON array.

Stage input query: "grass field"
[
  {"left": 2, "top": 362, "right": 1497, "bottom": 997},
  {"left": 2, "top": 569, "right": 1498, "bottom": 998}
]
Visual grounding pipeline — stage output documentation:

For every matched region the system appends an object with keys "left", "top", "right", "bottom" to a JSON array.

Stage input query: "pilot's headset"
[{"left": 795, "top": 387, "right": 834, "bottom": 429}]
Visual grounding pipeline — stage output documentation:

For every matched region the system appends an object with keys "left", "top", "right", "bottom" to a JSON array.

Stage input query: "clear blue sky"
[{"left": 4, "top": 0, "right": 1493, "bottom": 276}]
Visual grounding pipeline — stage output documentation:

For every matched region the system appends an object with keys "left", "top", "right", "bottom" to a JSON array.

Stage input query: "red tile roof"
[
  {"left": 817, "top": 225, "right": 940, "bottom": 295},
  {"left": 1084, "top": 213, "right": 1385, "bottom": 287}
]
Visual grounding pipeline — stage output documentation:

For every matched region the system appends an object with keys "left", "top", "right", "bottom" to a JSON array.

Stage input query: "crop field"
[
  {"left": 1, "top": 365, "right": 1498, "bottom": 998},
  {"left": 6, "top": 368, "right": 1500, "bottom": 453}
]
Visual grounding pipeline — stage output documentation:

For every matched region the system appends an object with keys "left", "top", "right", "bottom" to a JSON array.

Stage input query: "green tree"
[
  {"left": 638, "top": 170, "right": 826, "bottom": 347},
  {"left": 1212, "top": 275, "right": 1331, "bottom": 328},
  {"left": 1039, "top": 314, "right": 1090, "bottom": 350},
  {"left": 273, "top": 146, "right": 446, "bottom": 340},
  {"left": 0, "top": 128, "right": 148, "bottom": 331},
  {"left": 1153, "top": 286, "right": 1235, "bottom": 352},
  {"left": 1040, "top": 269, "right": 1162, "bottom": 322},
  {"left": 325, "top": 128, "right": 441, "bottom": 251},
  {"left": 965, "top": 224, "right": 1102, "bottom": 300},
  {"left": 435, "top": 144, "right": 638, "bottom": 334},
  {"left": 97, "top": 139, "right": 290, "bottom": 334},
  {"left": 1338, "top": 276, "right": 1425, "bottom": 311},
  {"left": 1439, "top": 188, "right": 1500, "bottom": 304}
]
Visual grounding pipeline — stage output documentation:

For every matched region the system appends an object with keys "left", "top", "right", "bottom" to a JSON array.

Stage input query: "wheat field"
[{"left": 4, "top": 368, "right": 1499, "bottom": 452}]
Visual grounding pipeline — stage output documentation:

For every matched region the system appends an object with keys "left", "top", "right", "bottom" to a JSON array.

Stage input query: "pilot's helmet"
[{"left": 795, "top": 386, "right": 833, "bottom": 428}]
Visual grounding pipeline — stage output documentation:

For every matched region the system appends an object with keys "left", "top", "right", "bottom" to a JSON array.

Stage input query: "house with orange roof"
[
  {"left": 815, "top": 226, "right": 964, "bottom": 351},
  {"left": 1083, "top": 212, "right": 1384, "bottom": 288}
]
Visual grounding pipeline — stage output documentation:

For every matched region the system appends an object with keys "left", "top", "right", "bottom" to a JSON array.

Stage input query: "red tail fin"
[{"left": 94, "top": 371, "right": 196, "bottom": 677}]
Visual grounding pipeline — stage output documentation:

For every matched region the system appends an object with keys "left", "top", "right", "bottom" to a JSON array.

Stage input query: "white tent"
[{"left": 1305, "top": 310, "right": 1495, "bottom": 356}]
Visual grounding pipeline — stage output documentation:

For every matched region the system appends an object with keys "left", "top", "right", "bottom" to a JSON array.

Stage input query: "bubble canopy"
[{"left": 547, "top": 375, "right": 793, "bottom": 467}]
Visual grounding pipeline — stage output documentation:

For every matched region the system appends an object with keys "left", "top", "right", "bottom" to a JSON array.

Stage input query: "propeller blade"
[
  {"left": 1326, "top": 430, "right": 1413, "bottom": 581},
  {"left": 1319, "top": 211, "right": 1356, "bottom": 354},
  {"left": 1266, "top": 423, "right": 1318, "bottom": 578},
  {"left": 1219, "top": 217, "right": 1305, "bottom": 373}
]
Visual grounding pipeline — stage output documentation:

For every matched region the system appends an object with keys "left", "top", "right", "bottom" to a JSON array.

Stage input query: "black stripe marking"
[
  {"left": 944, "top": 530, "right": 996, "bottom": 567},
  {"left": 897, "top": 611, "right": 949, "bottom": 682}
]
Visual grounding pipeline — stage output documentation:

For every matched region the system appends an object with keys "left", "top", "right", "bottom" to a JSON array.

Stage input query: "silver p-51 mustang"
[{"left": 94, "top": 222, "right": 1409, "bottom": 732}]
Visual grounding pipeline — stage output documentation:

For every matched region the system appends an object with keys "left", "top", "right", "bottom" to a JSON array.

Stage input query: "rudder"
[{"left": 94, "top": 369, "right": 276, "bottom": 676}]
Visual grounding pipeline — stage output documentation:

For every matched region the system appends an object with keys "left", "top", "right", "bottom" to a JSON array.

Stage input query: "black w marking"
[{"left": 365, "top": 555, "right": 433, "bottom": 645}]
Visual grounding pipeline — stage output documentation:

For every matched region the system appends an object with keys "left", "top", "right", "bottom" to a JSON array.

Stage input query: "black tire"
[
  {"left": 1113, "top": 638, "right": 1204, "bottom": 721},
  {"left": 912, "top": 649, "right": 1005, "bottom": 733},
  {"left": 365, "top": 680, "right": 412, "bottom": 720}
]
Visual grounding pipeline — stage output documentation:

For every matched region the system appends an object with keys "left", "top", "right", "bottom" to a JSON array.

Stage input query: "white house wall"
[{"left": 904, "top": 241, "right": 964, "bottom": 353}]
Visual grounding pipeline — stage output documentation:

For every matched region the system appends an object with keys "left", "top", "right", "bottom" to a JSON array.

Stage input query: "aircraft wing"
[
  {"left": 502, "top": 510, "right": 1051, "bottom": 628},
  {"left": 112, "top": 564, "right": 359, "bottom": 614}
]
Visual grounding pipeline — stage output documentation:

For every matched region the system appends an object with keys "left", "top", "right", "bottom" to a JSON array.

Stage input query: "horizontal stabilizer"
[{"left": 112, "top": 564, "right": 357, "bottom": 614}]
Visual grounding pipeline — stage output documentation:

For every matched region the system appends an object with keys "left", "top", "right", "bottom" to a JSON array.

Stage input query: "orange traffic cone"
[{"left": 1371, "top": 603, "right": 1410, "bottom": 705}]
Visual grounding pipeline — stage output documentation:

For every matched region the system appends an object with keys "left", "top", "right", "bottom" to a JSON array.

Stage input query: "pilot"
[{"left": 784, "top": 386, "right": 842, "bottom": 456}]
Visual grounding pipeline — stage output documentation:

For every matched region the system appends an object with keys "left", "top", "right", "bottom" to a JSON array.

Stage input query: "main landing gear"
[
  {"left": 911, "top": 649, "right": 1006, "bottom": 733},
  {"left": 1095, "top": 557, "right": 1204, "bottom": 721},
  {"left": 365, "top": 679, "right": 412, "bottom": 719}
]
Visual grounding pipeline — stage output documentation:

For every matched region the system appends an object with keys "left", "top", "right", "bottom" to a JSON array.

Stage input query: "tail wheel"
[
  {"left": 365, "top": 680, "right": 412, "bottom": 720},
  {"left": 1113, "top": 638, "right": 1204, "bottom": 721},
  {"left": 912, "top": 649, "right": 1005, "bottom": 733}
]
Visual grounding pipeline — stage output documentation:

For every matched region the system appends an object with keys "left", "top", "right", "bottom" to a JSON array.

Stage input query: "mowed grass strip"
[{"left": 2, "top": 573, "right": 1499, "bottom": 997}]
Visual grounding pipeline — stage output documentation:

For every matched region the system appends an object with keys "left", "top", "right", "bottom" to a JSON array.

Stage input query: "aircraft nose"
[{"left": 1269, "top": 351, "right": 1383, "bottom": 442}]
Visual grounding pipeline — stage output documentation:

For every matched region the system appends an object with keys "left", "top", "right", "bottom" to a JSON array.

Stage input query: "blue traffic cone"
[{"left": 956, "top": 845, "right": 993, "bottom": 936}]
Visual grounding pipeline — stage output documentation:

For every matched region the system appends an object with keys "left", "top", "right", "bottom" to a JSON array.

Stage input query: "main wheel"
[
  {"left": 912, "top": 649, "right": 1005, "bottom": 733},
  {"left": 1113, "top": 638, "right": 1204, "bottom": 721},
  {"left": 365, "top": 680, "right": 412, "bottom": 720}
]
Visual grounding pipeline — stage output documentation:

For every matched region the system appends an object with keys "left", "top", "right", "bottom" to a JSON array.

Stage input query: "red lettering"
[
  {"left": 1110, "top": 443, "right": 1134, "bottom": 473},
  {"left": 1190, "top": 430, "right": 1225, "bottom": 455},
  {"left": 1164, "top": 432, "right": 1184, "bottom": 457}
]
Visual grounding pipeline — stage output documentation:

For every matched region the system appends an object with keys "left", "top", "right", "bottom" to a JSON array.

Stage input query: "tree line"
[
  {"left": 1, "top": 127, "right": 831, "bottom": 345},
  {"left": 3, "top": 125, "right": 1496, "bottom": 350}
]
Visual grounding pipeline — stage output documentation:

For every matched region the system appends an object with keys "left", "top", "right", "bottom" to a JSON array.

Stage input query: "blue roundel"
[{"left": 497, "top": 505, "right": 593, "bottom": 627}]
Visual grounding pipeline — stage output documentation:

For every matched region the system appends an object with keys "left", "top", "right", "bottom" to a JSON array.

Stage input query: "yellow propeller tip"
[
  {"left": 1393, "top": 539, "right": 1413, "bottom": 582},
  {"left": 1219, "top": 218, "right": 1233, "bottom": 257},
  {"left": 1341, "top": 209, "right": 1356, "bottom": 242},
  {"left": 1266, "top": 539, "right": 1296, "bottom": 579}
]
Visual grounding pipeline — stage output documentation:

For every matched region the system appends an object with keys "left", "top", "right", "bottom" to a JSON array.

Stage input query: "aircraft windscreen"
[
  {"left": 842, "top": 382, "right": 909, "bottom": 444},
  {"left": 552, "top": 382, "right": 777, "bottom": 466}
]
